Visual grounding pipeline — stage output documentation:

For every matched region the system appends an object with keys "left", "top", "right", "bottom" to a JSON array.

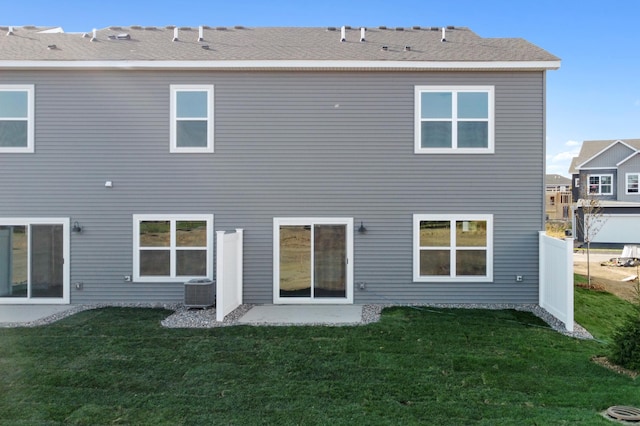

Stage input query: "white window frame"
[
  {"left": 588, "top": 174, "right": 613, "bottom": 195},
  {"left": 0, "top": 85, "right": 35, "bottom": 153},
  {"left": 626, "top": 173, "right": 639, "bottom": 195},
  {"left": 413, "top": 214, "right": 493, "bottom": 282},
  {"left": 133, "top": 214, "right": 214, "bottom": 282},
  {"left": 170, "top": 84, "right": 214, "bottom": 153},
  {"left": 414, "top": 85, "right": 494, "bottom": 154},
  {"left": 0, "top": 217, "right": 70, "bottom": 304}
]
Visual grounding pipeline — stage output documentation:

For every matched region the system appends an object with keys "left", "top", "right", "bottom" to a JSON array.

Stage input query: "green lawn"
[
  {"left": 574, "top": 274, "right": 638, "bottom": 342},
  {"left": 0, "top": 303, "right": 638, "bottom": 425}
]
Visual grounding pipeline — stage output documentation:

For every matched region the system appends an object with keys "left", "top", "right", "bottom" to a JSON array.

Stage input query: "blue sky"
[{"left": 4, "top": 0, "right": 639, "bottom": 177}]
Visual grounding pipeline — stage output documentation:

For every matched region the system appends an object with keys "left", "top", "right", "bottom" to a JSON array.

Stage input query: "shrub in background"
[{"left": 609, "top": 279, "right": 640, "bottom": 371}]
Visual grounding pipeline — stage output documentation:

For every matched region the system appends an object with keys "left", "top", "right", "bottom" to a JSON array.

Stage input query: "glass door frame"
[
  {"left": 273, "top": 217, "right": 353, "bottom": 304},
  {"left": 0, "top": 217, "right": 70, "bottom": 304}
]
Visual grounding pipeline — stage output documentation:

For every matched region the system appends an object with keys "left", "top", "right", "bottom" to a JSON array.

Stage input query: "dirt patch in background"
[{"left": 573, "top": 252, "right": 639, "bottom": 302}]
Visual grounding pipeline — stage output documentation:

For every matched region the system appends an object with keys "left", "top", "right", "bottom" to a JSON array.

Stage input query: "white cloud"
[
  {"left": 565, "top": 140, "right": 580, "bottom": 147},
  {"left": 551, "top": 151, "right": 579, "bottom": 163},
  {"left": 546, "top": 164, "right": 568, "bottom": 175}
]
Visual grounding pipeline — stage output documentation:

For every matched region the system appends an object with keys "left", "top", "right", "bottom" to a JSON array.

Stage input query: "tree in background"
[{"left": 574, "top": 183, "right": 607, "bottom": 288}]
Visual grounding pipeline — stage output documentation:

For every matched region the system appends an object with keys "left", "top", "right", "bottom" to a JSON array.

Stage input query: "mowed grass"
[
  {"left": 574, "top": 274, "right": 638, "bottom": 342},
  {"left": 1, "top": 305, "right": 638, "bottom": 425}
]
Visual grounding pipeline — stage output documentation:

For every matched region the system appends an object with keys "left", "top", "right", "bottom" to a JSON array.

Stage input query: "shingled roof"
[
  {"left": 0, "top": 25, "right": 560, "bottom": 70},
  {"left": 569, "top": 139, "right": 640, "bottom": 174}
]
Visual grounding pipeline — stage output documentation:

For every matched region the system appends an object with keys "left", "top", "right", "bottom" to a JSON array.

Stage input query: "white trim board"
[{"left": 0, "top": 60, "right": 561, "bottom": 71}]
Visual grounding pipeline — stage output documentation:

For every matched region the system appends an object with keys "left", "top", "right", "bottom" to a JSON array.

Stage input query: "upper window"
[
  {"left": 415, "top": 86, "right": 494, "bottom": 154},
  {"left": 170, "top": 85, "right": 214, "bottom": 153},
  {"left": 588, "top": 174, "right": 613, "bottom": 195},
  {"left": 413, "top": 214, "right": 493, "bottom": 282},
  {"left": 0, "top": 85, "right": 34, "bottom": 153},
  {"left": 133, "top": 214, "right": 213, "bottom": 282},
  {"left": 627, "top": 173, "right": 639, "bottom": 194}
]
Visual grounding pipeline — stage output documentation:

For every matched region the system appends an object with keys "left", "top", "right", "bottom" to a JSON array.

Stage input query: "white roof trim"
[
  {"left": 617, "top": 151, "right": 640, "bottom": 167},
  {"left": 0, "top": 59, "right": 561, "bottom": 71},
  {"left": 576, "top": 139, "right": 637, "bottom": 170}
]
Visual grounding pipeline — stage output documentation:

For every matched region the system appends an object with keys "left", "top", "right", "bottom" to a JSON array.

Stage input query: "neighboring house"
[
  {"left": 0, "top": 25, "right": 560, "bottom": 306},
  {"left": 569, "top": 139, "right": 640, "bottom": 244},
  {"left": 545, "top": 174, "right": 571, "bottom": 221}
]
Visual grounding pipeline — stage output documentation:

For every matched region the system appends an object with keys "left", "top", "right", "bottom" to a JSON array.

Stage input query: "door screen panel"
[
  {"left": 31, "top": 225, "right": 64, "bottom": 298},
  {"left": 314, "top": 225, "right": 346, "bottom": 298}
]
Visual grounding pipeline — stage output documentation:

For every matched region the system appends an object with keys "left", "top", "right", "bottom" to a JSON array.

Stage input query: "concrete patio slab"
[
  {"left": 237, "top": 304, "right": 363, "bottom": 325},
  {"left": 0, "top": 305, "right": 77, "bottom": 325}
]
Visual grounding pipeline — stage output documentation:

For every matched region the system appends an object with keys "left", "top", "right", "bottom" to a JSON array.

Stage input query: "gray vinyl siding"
[
  {"left": 0, "top": 70, "right": 545, "bottom": 304},
  {"left": 580, "top": 143, "right": 635, "bottom": 170},
  {"left": 618, "top": 155, "right": 640, "bottom": 202}
]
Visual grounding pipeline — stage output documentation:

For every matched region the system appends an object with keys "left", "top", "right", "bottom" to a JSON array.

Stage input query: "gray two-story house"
[
  {"left": 570, "top": 139, "right": 640, "bottom": 244},
  {"left": 0, "top": 25, "right": 559, "bottom": 308}
]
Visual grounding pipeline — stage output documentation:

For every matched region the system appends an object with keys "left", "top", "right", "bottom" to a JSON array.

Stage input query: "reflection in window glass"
[
  {"left": 420, "top": 250, "right": 450, "bottom": 276},
  {"left": 176, "top": 250, "right": 206, "bottom": 276},
  {"left": 456, "top": 250, "right": 487, "bottom": 276},
  {"left": 458, "top": 92, "right": 488, "bottom": 118},
  {"left": 457, "top": 122, "right": 488, "bottom": 148},
  {"left": 279, "top": 226, "right": 311, "bottom": 297},
  {"left": 414, "top": 215, "right": 492, "bottom": 281},
  {"left": 416, "top": 86, "right": 492, "bottom": 153},
  {"left": 421, "top": 92, "right": 452, "bottom": 119},
  {"left": 176, "top": 91, "right": 208, "bottom": 118},
  {"left": 176, "top": 121, "right": 208, "bottom": 148},
  {"left": 134, "top": 215, "right": 212, "bottom": 281},
  {"left": 419, "top": 221, "right": 450, "bottom": 247},
  {"left": 314, "top": 224, "right": 346, "bottom": 298},
  {"left": 0, "top": 122, "right": 28, "bottom": 148},
  {"left": 176, "top": 221, "right": 207, "bottom": 247},
  {"left": 456, "top": 220, "right": 487, "bottom": 247},
  {"left": 140, "top": 250, "right": 171, "bottom": 276},
  {"left": 171, "top": 85, "right": 213, "bottom": 153},
  {"left": 139, "top": 221, "right": 170, "bottom": 247},
  {"left": 0, "top": 226, "right": 27, "bottom": 297},
  {"left": 421, "top": 122, "right": 452, "bottom": 148}
]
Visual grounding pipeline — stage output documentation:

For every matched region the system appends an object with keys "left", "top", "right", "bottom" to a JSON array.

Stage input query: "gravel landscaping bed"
[{"left": 2, "top": 302, "right": 592, "bottom": 339}]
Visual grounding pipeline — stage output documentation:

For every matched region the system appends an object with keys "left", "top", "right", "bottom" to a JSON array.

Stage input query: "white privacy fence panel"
[
  {"left": 539, "top": 232, "right": 574, "bottom": 332},
  {"left": 216, "top": 229, "right": 244, "bottom": 322}
]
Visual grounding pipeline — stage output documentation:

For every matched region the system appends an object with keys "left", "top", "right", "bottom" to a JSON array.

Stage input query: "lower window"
[
  {"left": 133, "top": 214, "right": 213, "bottom": 282},
  {"left": 413, "top": 214, "right": 493, "bottom": 282}
]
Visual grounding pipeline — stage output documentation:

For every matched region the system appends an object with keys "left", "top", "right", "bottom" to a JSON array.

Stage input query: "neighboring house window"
[
  {"left": 550, "top": 196, "right": 555, "bottom": 206},
  {"left": 626, "top": 173, "right": 639, "bottom": 194},
  {"left": 170, "top": 85, "right": 214, "bottom": 153},
  {"left": 588, "top": 174, "right": 613, "bottom": 195},
  {"left": 413, "top": 214, "right": 493, "bottom": 282},
  {"left": 133, "top": 214, "right": 213, "bottom": 282},
  {"left": 415, "top": 86, "right": 494, "bottom": 154},
  {"left": 0, "top": 85, "right": 34, "bottom": 153}
]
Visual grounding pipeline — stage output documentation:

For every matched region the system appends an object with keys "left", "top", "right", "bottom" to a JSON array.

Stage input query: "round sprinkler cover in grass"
[{"left": 606, "top": 406, "right": 640, "bottom": 422}]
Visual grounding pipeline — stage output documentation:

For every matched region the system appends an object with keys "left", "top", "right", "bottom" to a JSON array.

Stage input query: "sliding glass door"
[
  {"left": 274, "top": 218, "right": 353, "bottom": 304},
  {"left": 0, "top": 219, "right": 69, "bottom": 303}
]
